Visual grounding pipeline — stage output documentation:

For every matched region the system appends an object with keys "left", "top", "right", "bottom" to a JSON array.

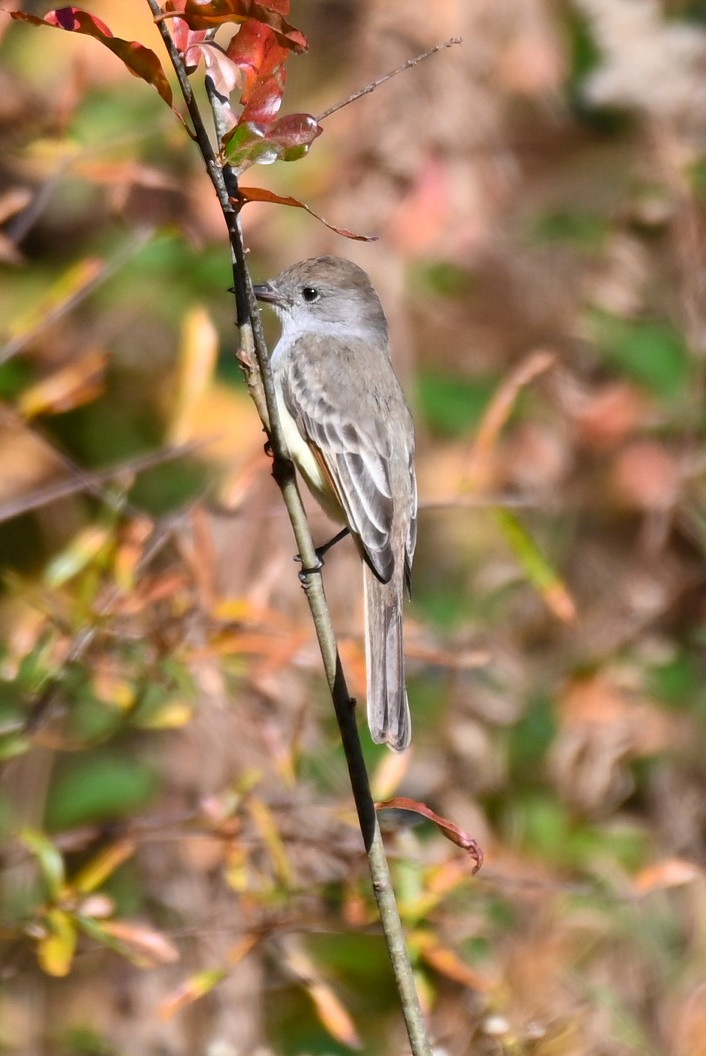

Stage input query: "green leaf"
[
  {"left": 588, "top": 310, "right": 689, "bottom": 398},
  {"left": 20, "top": 828, "right": 65, "bottom": 899},
  {"left": 45, "top": 753, "right": 158, "bottom": 830},
  {"left": 496, "top": 510, "right": 576, "bottom": 621},
  {"left": 418, "top": 370, "right": 496, "bottom": 438}
]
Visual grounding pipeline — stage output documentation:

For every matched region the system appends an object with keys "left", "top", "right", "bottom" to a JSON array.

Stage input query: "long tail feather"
[{"left": 363, "top": 564, "right": 410, "bottom": 751}]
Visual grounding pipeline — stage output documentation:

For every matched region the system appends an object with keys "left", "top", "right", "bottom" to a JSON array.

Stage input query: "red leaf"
[
  {"left": 376, "top": 797, "right": 484, "bottom": 873},
  {"left": 237, "top": 186, "right": 377, "bottom": 242},
  {"left": 268, "top": 112, "right": 321, "bottom": 148},
  {"left": 10, "top": 8, "right": 173, "bottom": 108},
  {"left": 239, "top": 72, "right": 285, "bottom": 124},
  {"left": 174, "top": 1, "right": 307, "bottom": 52},
  {"left": 166, "top": 6, "right": 209, "bottom": 63},
  {"left": 226, "top": 20, "right": 290, "bottom": 104}
]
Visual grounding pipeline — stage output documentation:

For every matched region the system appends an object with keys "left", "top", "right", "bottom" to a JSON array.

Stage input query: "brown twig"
[
  {"left": 0, "top": 437, "right": 213, "bottom": 525},
  {"left": 317, "top": 36, "right": 463, "bottom": 122}
]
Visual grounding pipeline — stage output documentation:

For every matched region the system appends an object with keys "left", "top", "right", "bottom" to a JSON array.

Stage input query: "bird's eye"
[{"left": 301, "top": 286, "right": 319, "bottom": 303}]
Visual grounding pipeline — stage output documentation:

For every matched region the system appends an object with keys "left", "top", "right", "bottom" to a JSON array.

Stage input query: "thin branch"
[
  {"left": 0, "top": 437, "right": 212, "bottom": 524},
  {"left": 317, "top": 36, "right": 463, "bottom": 122},
  {"left": 147, "top": 8, "right": 434, "bottom": 1053}
]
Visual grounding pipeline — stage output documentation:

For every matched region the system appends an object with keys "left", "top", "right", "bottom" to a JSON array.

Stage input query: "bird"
[{"left": 254, "top": 256, "right": 417, "bottom": 750}]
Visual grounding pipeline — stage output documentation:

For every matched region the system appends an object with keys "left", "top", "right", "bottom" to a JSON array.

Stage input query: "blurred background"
[{"left": 2, "top": 1, "right": 706, "bottom": 1053}]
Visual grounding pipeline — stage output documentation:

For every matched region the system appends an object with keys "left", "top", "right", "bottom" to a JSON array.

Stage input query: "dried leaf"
[
  {"left": 247, "top": 797, "right": 293, "bottom": 887},
  {"left": 7, "top": 257, "right": 103, "bottom": 341},
  {"left": 18, "top": 349, "right": 107, "bottom": 419},
  {"left": 237, "top": 186, "right": 375, "bottom": 241},
  {"left": 465, "top": 349, "right": 556, "bottom": 490},
  {"left": 283, "top": 940, "right": 362, "bottom": 1050},
  {"left": 160, "top": 966, "right": 230, "bottom": 1019},
  {"left": 168, "top": 306, "right": 219, "bottom": 445},
  {"left": 94, "top": 920, "right": 179, "bottom": 967},
  {"left": 376, "top": 798, "right": 484, "bottom": 873},
  {"left": 632, "top": 858, "right": 701, "bottom": 895},
  {"left": 10, "top": 9, "right": 173, "bottom": 108},
  {"left": 415, "top": 930, "right": 491, "bottom": 992}
]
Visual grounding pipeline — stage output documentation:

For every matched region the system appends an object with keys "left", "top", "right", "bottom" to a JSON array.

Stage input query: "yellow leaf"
[
  {"left": 18, "top": 349, "right": 107, "bottom": 419},
  {"left": 415, "top": 930, "right": 491, "bottom": 992},
  {"left": 7, "top": 258, "right": 103, "bottom": 339},
  {"left": 160, "top": 967, "right": 229, "bottom": 1020},
  {"left": 496, "top": 509, "right": 576, "bottom": 622},
  {"left": 137, "top": 700, "right": 194, "bottom": 729},
  {"left": 74, "top": 839, "right": 136, "bottom": 895},
  {"left": 284, "top": 940, "right": 362, "bottom": 1050},
  {"left": 19, "top": 828, "right": 65, "bottom": 899},
  {"left": 168, "top": 306, "right": 218, "bottom": 445},
  {"left": 37, "top": 908, "right": 77, "bottom": 977},
  {"left": 247, "top": 798, "right": 294, "bottom": 888},
  {"left": 44, "top": 525, "right": 112, "bottom": 587}
]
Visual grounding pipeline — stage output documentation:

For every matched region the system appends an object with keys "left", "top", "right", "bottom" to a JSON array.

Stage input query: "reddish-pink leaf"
[
  {"left": 226, "top": 20, "right": 290, "bottom": 103},
  {"left": 172, "top": 1, "right": 307, "bottom": 52},
  {"left": 237, "top": 186, "right": 377, "bottom": 241},
  {"left": 167, "top": 8, "right": 209, "bottom": 65},
  {"left": 239, "top": 72, "right": 285, "bottom": 124},
  {"left": 10, "top": 8, "right": 173, "bottom": 108},
  {"left": 268, "top": 112, "right": 321, "bottom": 148},
  {"left": 376, "top": 797, "right": 484, "bottom": 873}
]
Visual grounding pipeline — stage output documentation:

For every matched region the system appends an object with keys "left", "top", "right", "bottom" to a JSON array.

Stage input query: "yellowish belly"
[{"left": 276, "top": 391, "right": 346, "bottom": 525}]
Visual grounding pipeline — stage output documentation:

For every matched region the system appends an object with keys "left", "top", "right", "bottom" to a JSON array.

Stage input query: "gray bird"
[{"left": 254, "top": 256, "right": 417, "bottom": 750}]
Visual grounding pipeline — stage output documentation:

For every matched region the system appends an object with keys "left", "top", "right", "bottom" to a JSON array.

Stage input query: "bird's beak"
[{"left": 253, "top": 282, "right": 285, "bottom": 307}]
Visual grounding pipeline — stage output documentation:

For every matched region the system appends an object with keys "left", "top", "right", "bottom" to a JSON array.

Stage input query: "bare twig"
[
  {"left": 146, "top": 6, "right": 434, "bottom": 1053},
  {"left": 0, "top": 437, "right": 212, "bottom": 524},
  {"left": 317, "top": 36, "right": 463, "bottom": 122}
]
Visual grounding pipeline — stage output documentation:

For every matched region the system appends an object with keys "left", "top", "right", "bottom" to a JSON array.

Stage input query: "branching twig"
[
  {"left": 146, "top": 5, "right": 433, "bottom": 1053},
  {"left": 317, "top": 36, "right": 463, "bottom": 122},
  {"left": 0, "top": 437, "right": 213, "bottom": 524}
]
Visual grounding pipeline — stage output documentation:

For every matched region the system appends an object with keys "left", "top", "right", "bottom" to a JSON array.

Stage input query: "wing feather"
[{"left": 282, "top": 341, "right": 396, "bottom": 582}]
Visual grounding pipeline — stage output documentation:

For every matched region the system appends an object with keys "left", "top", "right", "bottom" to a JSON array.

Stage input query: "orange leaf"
[
  {"left": 99, "top": 920, "right": 179, "bottom": 967},
  {"left": 160, "top": 966, "right": 229, "bottom": 1019},
  {"left": 283, "top": 940, "right": 362, "bottom": 1049},
  {"left": 632, "top": 858, "right": 701, "bottom": 895},
  {"left": 415, "top": 931, "right": 492, "bottom": 992},
  {"left": 18, "top": 349, "right": 107, "bottom": 419}
]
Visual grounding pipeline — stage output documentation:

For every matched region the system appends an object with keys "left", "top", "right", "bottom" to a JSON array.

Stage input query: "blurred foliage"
[{"left": 2, "top": 1, "right": 706, "bottom": 1054}]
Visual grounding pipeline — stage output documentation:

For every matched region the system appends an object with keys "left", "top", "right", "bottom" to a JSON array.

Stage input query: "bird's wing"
[{"left": 282, "top": 337, "right": 396, "bottom": 583}]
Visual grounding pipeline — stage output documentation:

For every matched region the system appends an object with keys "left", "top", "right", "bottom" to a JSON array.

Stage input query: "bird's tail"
[{"left": 363, "top": 563, "right": 410, "bottom": 751}]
